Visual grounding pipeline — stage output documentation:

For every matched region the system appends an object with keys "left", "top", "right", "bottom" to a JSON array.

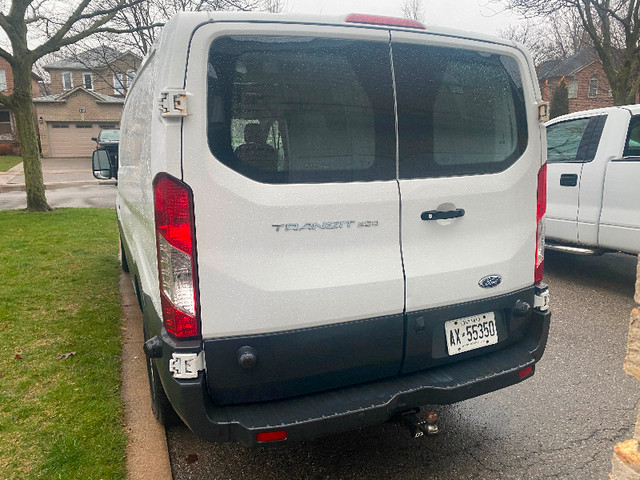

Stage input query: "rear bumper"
[{"left": 154, "top": 307, "right": 550, "bottom": 447}]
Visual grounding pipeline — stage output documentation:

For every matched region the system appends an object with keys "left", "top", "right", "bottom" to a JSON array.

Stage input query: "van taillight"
[
  {"left": 154, "top": 173, "right": 199, "bottom": 339},
  {"left": 535, "top": 164, "right": 547, "bottom": 284}
]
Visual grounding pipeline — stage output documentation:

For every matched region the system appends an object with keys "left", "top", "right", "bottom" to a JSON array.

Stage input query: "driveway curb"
[{"left": 120, "top": 272, "right": 173, "bottom": 480}]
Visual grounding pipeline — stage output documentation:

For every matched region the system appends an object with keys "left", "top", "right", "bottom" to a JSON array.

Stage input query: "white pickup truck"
[{"left": 546, "top": 105, "right": 640, "bottom": 255}]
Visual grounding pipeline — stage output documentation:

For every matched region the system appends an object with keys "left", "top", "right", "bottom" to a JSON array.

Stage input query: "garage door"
[{"left": 47, "top": 123, "right": 116, "bottom": 157}]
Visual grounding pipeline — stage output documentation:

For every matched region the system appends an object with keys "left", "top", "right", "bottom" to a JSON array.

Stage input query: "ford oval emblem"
[{"left": 479, "top": 275, "right": 502, "bottom": 289}]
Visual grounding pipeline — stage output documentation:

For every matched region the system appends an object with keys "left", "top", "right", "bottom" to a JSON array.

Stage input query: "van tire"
[
  {"left": 146, "top": 356, "right": 178, "bottom": 427},
  {"left": 120, "top": 238, "right": 130, "bottom": 273}
]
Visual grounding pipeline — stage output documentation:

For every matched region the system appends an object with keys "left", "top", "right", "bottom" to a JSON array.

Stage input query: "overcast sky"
[{"left": 287, "top": 0, "right": 525, "bottom": 37}]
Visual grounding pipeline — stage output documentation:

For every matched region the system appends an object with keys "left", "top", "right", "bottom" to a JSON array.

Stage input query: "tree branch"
[{"left": 0, "top": 90, "right": 15, "bottom": 109}]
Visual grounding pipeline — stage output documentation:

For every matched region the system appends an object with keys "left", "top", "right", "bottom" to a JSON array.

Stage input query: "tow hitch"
[{"left": 400, "top": 409, "right": 440, "bottom": 438}]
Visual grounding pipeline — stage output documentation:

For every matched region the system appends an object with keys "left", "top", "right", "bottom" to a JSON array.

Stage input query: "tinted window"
[
  {"left": 207, "top": 36, "right": 529, "bottom": 183},
  {"left": 393, "top": 45, "right": 527, "bottom": 178},
  {"left": 623, "top": 116, "right": 640, "bottom": 157},
  {"left": 98, "top": 129, "right": 120, "bottom": 142},
  {"left": 547, "top": 115, "right": 606, "bottom": 163},
  {"left": 208, "top": 37, "right": 396, "bottom": 183}
]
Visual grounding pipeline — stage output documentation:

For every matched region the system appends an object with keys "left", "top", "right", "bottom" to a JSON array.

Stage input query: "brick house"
[
  {"left": 538, "top": 49, "right": 615, "bottom": 115},
  {"left": 0, "top": 57, "right": 42, "bottom": 154},
  {"left": 34, "top": 46, "right": 141, "bottom": 157}
]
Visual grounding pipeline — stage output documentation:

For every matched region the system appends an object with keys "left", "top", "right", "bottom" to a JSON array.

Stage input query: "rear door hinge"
[
  {"left": 158, "top": 90, "right": 189, "bottom": 117},
  {"left": 169, "top": 351, "right": 204, "bottom": 379}
]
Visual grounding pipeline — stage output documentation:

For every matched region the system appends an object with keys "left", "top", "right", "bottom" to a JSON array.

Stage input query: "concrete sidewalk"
[{"left": 0, "top": 156, "right": 115, "bottom": 193}]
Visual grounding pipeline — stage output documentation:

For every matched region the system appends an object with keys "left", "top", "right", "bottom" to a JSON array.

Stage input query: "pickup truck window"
[
  {"left": 547, "top": 115, "right": 607, "bottom": 163},
  {"left": 623, "top": 116, "right": 640, "bottom": 158}
]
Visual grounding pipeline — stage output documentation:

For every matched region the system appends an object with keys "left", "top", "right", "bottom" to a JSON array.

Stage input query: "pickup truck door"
[
  {"left": 546, "top": 115, "right": 607, "bottom": 244},
  {"left": 598, "top": 114, "right": 640, "bottom": 253}
]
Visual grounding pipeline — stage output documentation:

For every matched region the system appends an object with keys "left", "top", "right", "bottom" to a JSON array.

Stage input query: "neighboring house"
[
  {"left": 34, "top": 46, "right": 141, "bottom": 158},
  {"left": 538, "top": 49, "right": 614, "bottom": 114},
  {"left": 0, "top": 56, "right": 42, "bottom": 154}
]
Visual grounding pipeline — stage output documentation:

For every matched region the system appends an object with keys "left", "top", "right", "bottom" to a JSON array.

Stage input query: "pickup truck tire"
[{"left": 120, "top": 238, "right": 130, "bottom": 273}]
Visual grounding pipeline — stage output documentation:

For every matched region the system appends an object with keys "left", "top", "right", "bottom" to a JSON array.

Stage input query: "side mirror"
[
  {"left": 92, "top": 149, "right": 113, "bottom": 180},
  {"left": 91, "top": 137, "right": 98, "bottom": 142}
]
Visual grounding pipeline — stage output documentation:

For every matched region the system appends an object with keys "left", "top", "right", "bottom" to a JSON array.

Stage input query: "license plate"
[{"left": 445, "top": 312, "right": 498, "bottom": 356}]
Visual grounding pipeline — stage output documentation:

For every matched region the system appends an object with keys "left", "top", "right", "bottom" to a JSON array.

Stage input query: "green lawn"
[
  {"left": 0, "top": 209, "right": 126, "bottom": 480},
  {"left": 0, "top": 155, "right": 22, "bottom": 172}
]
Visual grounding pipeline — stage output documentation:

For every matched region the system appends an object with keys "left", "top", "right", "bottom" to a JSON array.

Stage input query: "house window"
[
  {"left": 588, "top": 75, "right": 598, "bottom": 98},
  {"left": 0, "top": 70, "right": 6, "bottom": 91},
  {"left": 0, "top": 110, "right": 12, "bottom": 135},
  {"left": 51, "top": 124, "right": 70, "bottom": 128},
  {"left": 113, "top": 73, "right": 125, "bottom": 95},
  {"left": 76, "top": 124, "right": 93, "bottom": 129},
  {"left": 62, "top": 71, "right": 73, "bottom": 91},
  {"left": 568, "top": 79, "right": 578, "bottom": 99},
  {"left": 83, "top": 73, "right": 93, "bottom": 90},
  {"left": 126, "top": 69, "right": 136, "bottom": 87}
]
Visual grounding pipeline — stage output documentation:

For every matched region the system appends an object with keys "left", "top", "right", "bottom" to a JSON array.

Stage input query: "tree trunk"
[{"left": 11, "top": 62, "right": 50, "bottom": 212}]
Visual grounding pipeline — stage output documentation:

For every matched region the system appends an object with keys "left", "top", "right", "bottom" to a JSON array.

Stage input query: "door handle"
[
  {"left": 421, "top": 208, "right": 465, "bottom": 221},
  {"left": 560, "top": 173, "right": 578, "bottom": 187}
]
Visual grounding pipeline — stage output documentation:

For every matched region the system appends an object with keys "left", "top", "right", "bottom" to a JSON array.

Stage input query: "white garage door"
[{"left": 47, "top": 123, "right": 116, "bottom": 157}]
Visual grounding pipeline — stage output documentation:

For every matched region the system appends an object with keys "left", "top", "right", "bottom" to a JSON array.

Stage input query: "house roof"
[
  {"left": 538, "top": 49, "right": 600, "bottom": 80},
  {"left": 33, "top": 85, "right": 124, "bottom": 104},
  {"left": 43, "top": 46, "right": 139, "bottom": 70}
]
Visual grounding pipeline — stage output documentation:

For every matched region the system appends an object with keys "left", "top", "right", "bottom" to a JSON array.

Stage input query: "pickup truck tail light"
[
  {"left": 535, "top": 163, "right": 547, "bottom": 284},
  {"left": 154, "top": 173, "right": 200, "bottom": 339}
]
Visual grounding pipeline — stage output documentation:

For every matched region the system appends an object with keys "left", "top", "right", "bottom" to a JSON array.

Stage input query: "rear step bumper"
[{"left": 157, "top": 308, "right": 550, "bottom": 446}]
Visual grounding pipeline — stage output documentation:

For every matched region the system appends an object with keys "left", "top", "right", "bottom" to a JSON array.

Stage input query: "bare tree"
[
  {"left": 494, "top": 0, "right": 640, "bottom": 105},
  {"left": 0, "top": 0, "right": 285, "bottom": 212},
  {"left": 0, "top": 1, "right": 157, "bottom": 211},
  {"left": 498, "top": 12, "right": 593, "bottom": 65},
  {"left": 401, "top": 0, "right": 424, "bottom": 22},
  {"left": 109, "top": 0, "right": 286, "bottom": 57}
]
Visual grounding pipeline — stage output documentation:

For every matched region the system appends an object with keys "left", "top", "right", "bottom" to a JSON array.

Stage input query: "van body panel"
[{"left": 118, "top": 49, "right": 176, "bottom": 316}]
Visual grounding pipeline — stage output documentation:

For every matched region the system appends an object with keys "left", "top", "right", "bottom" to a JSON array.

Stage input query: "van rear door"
[
  {"left": 182, "top": 25, "right": 405, "bottom": 402},
  {"left": 390, "top": 35, "right": 540, "bottom": 372}
]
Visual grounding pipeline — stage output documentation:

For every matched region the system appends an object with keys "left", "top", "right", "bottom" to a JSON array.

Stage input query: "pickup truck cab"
[
  {"left": 546, "top": 105, "right": 640, "bottom": 254},
  {"left": 92, "top": 128, "right": 120, "bottom": 179},
  {"left": 98, "top": 11, "right": 551, "bottom": 446}
]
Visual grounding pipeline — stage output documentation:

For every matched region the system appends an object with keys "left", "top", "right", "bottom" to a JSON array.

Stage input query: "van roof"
[{"left": 160, "top": 10, "right": 516, "bottom": 48}]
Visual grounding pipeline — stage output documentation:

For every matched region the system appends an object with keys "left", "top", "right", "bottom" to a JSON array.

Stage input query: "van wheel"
[
  {"left": 120, "top": 238, "right": 130, "bottom": 273},
  {"left": 146, "top": 356, "right": 178, "bottom": 427}
]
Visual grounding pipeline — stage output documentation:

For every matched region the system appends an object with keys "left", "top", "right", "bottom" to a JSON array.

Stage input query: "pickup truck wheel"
[
  {"left": 120, "top": 238, "right": 130, "bottom": 273},
  {"left": 146, "top": 356, "right": 178, "bottom": 427}
]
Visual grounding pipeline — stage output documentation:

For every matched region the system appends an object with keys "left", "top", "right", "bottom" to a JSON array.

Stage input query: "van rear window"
[{"left": 207, "top": 36, "right": 527, "bottom": 183}]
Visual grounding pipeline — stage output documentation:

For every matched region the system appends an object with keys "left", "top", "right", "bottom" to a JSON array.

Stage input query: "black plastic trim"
[
  {"left": 204, "top": 313, "right": 405, "bottom": 404},
  {"left": 148, "top": 295, "right": 550, "bottom": 446}
]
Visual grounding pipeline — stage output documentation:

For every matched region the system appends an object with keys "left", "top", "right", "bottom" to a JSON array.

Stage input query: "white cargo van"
[{"left": 94, "top": 12, "right": 551, "bottom": 445}]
